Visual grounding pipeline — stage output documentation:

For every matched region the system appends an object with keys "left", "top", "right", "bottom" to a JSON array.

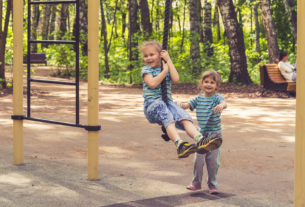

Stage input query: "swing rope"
[
  {"left": 160, "top": 0, "right": 171, "bottom": 106},
  {"left": 160, "top": 0, "right": 171, "bottom": 142}
]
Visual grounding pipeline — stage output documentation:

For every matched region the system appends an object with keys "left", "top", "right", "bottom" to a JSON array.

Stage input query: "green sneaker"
[
  {"left": 197, "top": 137, "right": 222, "bottom": 154},
  {"left": 177, "top": 141, "right": 197, "bottom": 158}
]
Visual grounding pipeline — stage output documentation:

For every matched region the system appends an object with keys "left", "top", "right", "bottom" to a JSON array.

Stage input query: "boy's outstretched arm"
[
  {"left": 178, "top": 102, "right": 191, "bottom": 110},
  {"left": 214, "top": 101, "right": 227, "bottom": 113}
]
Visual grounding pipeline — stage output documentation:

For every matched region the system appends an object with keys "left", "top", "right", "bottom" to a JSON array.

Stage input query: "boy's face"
[
  {"left": 283, "top": 55, "right": 289, "bottom": 62},
  {"left": 202, "top": 76, "right": 217, "bottom": 97},
  {"left": 143, "top": 46, "right": 161, "bottom": 68}
]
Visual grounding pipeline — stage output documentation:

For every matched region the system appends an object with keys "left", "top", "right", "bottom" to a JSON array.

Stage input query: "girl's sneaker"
[
  {"left": 177, "top": 142, "right": 197, "bottom": 158},
  {"left": 209, "top": 188, "right": 219, "bottom": 194},
  {"left": 197, "top": 136, "right": 222, "bottom": 154},
  {"left": 186, "top": 184, "right": 201, "bottom": 191}
]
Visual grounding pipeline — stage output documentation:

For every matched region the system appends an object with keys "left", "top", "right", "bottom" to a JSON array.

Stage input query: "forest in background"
[{"left": 0, "top": 0, "right": 297, "bottom": 88}]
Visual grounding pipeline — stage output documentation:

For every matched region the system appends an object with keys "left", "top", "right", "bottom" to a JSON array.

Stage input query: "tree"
[
  {"left": 41, "top": 5, "right": 51, "bottom": 49},
  {"left": 128, "top": 0, "right": 140, "bottom": 83},
  {"left": 0, "top": 0, "right": 12, "bottom": 88},
  {"left": 31, "top": 5, "right": 40, "bottom": 52},
  {"left": 100, "top": 0, "right": 119, "bottom": 79},
  {"left": 213, "top": 4, "right": 221, "bottom": 42},
  {"left": 202, "top": 0, "right": 213, "bottom": 56},
  {"left": 260, "top": 0, "right": 279, "bottom": 63},
  {"left": 282, "top": 0, "right": 297, "bottom": 40},
  {"left": 100, "top": 0, "right": 110, "bottom": 78},
  {"left": 217, "top": 0, "right": 252, "bottom": 84},
  {"left": 139, "top": 0, "right": 152, "bottom": 39},
  {"left": 58, "top": 4, "right": 69, "bottom": 38},
  {"left": 189, "top": 0, "right": 202, "bottom": 77},
  {"left": 49, "top": 5, "right": 57, "bottom": 40},
  {"left": 254, "top": 2, "right": 261, "bottom": 55},
  {"left": 79, "top": 0, "right": 88, "bottom": 56}
]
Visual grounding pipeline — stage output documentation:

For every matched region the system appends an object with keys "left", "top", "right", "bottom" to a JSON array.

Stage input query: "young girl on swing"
[{"left": 140, "top": 41, "right": 222, "bottom": 158}]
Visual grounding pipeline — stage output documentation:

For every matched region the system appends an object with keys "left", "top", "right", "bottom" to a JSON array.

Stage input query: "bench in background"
[
  {"left": 23, "top": 53, "right": 47, "bottom": 65},
  {"left": 259, "top": 64, "right": 296, "bottom": 95}
]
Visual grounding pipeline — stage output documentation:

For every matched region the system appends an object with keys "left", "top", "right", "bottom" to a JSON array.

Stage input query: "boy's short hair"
[
  {"left": 199, "top": 70, "right": 221, "bottom": 88},
  {"left": 279, "top": 51, "right": 288, "bottom": 61},
  {"left": 139, "top": 41, "right": 162, "bottom": 53}
]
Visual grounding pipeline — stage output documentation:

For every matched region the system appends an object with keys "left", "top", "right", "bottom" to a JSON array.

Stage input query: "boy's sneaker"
[
  {"left": 197, "top": 136, "right": 222, "bottom": 154},
  {"left": 177, "top": 141, "right": 197, "bottom": 158},
  {"left": 186, "top": 184, "right": 202, "bottom": 191}
]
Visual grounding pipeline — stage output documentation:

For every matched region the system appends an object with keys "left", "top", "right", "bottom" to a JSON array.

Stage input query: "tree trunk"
[
  {"left": 214, "top": 4, "right": 221, "bottom": 41},
  {"left": 41, "top": 5, "right": 51, "bottom": 49},
  {"left": 254, "top": 3, "right": 261, "bottom": 55},
  {"left": 0, "top": 0, "right": 12, "bottom": 88},
  {"left": 180, "top": 0, "right": 187, "bottom": 51},
  {"left": 189, "top": 0, "right": 202, "bottom": 77},
  {"left": 260, "top": 0, "right": 279, "bottom": 63},
  {"left": 58, "top": 4, "right": 69, "bottom": 38},
  {"left": 31, "top": 5, "right": 40, "bottom": 52},
  {"left": 49, "top": 5, "right": 57, "bottom": 40},
  {"left": 202, "top": 0, "right": 213, "bottom": 56},
  {"left": 100, "top": 0, "right": 110, "bottom": 78},
  {"left": 283, "top": 0, "right": 297, "bottom": 40},
  {"left": 155, "top": 0, "right": 160, "bottom": 40},
  {"left": 217, "top": 0, "right": 252, "bottom": 84},
  {"left": 79, "top": 0, "right": 88, "bottom": 56},
  {"left": 139, "top": 0, "right": 152, "bottom": 39},
  {"left": 128, "top": 0, "right": 140, "bottom": 83}
]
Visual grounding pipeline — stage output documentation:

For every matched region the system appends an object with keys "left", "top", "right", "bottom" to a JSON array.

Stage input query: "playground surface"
[{"left": 0, "top": 67, "right": 295, "bottom": 207}]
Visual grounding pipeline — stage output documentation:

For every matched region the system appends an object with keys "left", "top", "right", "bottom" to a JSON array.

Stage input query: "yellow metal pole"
[
  {"left": 12, "top": 0, "right": 24, "bottom": 165},
  {"left": 295, "top": 0, "right": 305, "bottom": 206},
  {"left": 87, "top": 0, "right": 99, "bottom": 180}
]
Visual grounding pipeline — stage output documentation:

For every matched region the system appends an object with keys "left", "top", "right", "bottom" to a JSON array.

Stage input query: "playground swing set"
[
  {"left": 11, "top": 0, "right": 172, "bottom": 179},
  {"left": 10, "top": 0, "right": 305, "bottom": 206}
]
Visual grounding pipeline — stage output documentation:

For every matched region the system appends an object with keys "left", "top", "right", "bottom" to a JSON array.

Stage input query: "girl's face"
[
  {"left": 283, "top": 55, "right": 289, "bottom": 62},
  {"left": 142, "top": 46, "right": 161, "bottom": 68},
  {"left": 202, "top": 76, "right": 217, "bottom": 97}
]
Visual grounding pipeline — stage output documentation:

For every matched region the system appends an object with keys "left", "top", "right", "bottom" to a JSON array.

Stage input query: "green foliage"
[{"left": 2, "top": 0, "right": 297, "bottom": 86}]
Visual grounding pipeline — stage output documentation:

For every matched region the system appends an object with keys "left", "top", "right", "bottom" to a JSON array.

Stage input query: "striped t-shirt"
[
  {"left": 141, "top": 65, "right": 172, "bottom": 102},
  {"left": 189, "top": 93, "right": 225, "bottom": 134}
]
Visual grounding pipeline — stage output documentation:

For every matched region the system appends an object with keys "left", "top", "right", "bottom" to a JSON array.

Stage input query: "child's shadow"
[{"left": 190, "top": 190, "right": 235, "bottom": 200}]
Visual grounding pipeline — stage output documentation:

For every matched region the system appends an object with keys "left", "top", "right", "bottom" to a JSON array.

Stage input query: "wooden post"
[
  {"left": 295, "top": 0, "right": 305, "bottom": 205},
  {"left": 13, "top": 0, "right": 24, "bottom": 165},
  {"left": 87, "top": 0, "right": 99, "bottom": 180}
]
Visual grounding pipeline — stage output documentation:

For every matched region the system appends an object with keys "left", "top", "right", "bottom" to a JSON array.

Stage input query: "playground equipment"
[
  {"left": 295, "top": 0, "right": 305, "bottom": 205},
  {"left": 10, "top": 0, "right": 305, "bottom": 205},
  {"left": 12, "top": 0, "right": 100, "bottom": 180}
]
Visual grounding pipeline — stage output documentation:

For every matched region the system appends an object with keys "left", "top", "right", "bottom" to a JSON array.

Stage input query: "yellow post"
[
  {"left": 87, "top": 0, "right": 99, "bottom": 180},
  {"left": 12, "top": 0, "right": 24, "bottom": 165},
  {"left": 295, "top": 0, "right": 305, "bottom": 206}
]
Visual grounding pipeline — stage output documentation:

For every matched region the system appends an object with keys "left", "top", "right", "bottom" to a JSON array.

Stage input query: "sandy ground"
[{"left": 0, "top": 67, "right": 295, "bottom": 206}]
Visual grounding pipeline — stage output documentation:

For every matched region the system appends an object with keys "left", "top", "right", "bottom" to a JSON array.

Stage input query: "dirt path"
[{"left": 0, "top": 67, "right": 295, "bottom": 206}]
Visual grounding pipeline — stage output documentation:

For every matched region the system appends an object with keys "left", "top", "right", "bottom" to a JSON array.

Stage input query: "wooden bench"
[
  {"left": 260, "top": 64, "right": 296, "bottom": 95},
  {"left": 23, "top": 53, "right": 47, "bottom": 65}
]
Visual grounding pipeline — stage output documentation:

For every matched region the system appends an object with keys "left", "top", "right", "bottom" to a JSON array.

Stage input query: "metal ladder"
[{"left": 23, "top": 0, "right": 97, "bottom": 130}]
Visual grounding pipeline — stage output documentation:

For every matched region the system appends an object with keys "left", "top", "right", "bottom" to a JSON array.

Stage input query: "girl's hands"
[
  {"left": 162, "top": 59, "right": 169, "bottom": 73},
  {"left": 160, "top": 50, "right": 171, "bottom": 63}
]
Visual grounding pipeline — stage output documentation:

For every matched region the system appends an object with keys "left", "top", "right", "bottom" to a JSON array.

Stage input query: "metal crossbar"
[
  {"left": 30, "top": 78, "right": 76, "bottom": 85},
  {"left": 26, "top": 0, "right": 83, "bottom": 127},
  {"left": 29, "top": 40, "right": 77, "bottom": 44},
  {"left": 30, "top": 0, "right": 77, "bottom": 5}
]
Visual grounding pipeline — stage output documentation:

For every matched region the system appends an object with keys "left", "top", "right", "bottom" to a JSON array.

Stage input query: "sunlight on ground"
[
  {"left": 281, "top": 136, "right": 295, "bottom": 142},
  {"left": 0, "top": 173, "right": 31, "bottom": 187}
]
